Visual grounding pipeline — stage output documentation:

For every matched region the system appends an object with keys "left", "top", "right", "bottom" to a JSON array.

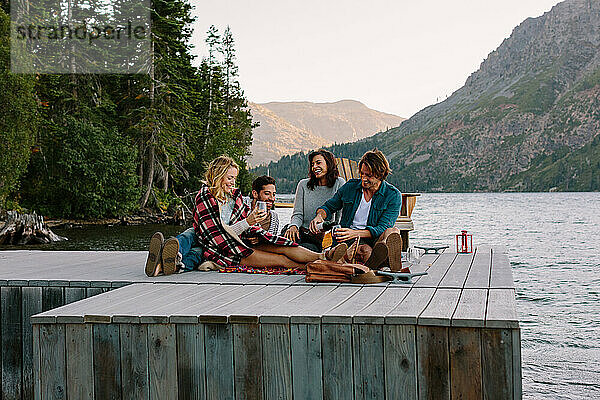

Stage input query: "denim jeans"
[{"left": 176, "top": 227, "right": 204, "bottom": 271}]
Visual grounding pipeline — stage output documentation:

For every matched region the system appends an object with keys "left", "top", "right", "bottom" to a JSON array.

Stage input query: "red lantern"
[{"left": 456, "top": 230, "right": 473, "bottom": 253}]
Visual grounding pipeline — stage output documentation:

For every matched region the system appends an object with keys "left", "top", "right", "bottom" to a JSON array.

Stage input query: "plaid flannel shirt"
[{"left": 193, "top": 185, "right": 295, "bottom": 267}]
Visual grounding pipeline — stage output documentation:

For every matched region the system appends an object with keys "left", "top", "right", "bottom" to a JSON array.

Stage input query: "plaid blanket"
[{"left": 193, "top": 185, "right": 296, "bottom": 267}]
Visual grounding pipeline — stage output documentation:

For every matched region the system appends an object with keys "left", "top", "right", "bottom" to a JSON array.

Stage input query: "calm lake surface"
[{"left": 3, "top": 192, "right": 599, "bottom": 399}]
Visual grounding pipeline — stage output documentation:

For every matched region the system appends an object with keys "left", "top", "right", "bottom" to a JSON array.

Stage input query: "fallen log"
[{"left": 0, "top": 211, "right": 67, "bottom": 245}]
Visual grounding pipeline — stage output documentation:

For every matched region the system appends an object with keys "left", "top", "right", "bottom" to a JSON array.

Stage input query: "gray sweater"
[{"left": 290, "top": 177, "right": 345, "bottom": 229}]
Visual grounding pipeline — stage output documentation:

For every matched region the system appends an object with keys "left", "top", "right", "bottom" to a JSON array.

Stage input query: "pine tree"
[
  {"left": 204, "top": 25, "right": 221, "bottom": 141},
  {"left": 137, "top": 0, "right": 197, "bottom": 208},
  {"left": 0, "top": 9, "right": 38, "bottom": 209},
  {"left": 222, "top": 26, "right": 238, "bottom": 126},
  {"left": 183, "top": 26, "right": 255, "bottom": 194}
]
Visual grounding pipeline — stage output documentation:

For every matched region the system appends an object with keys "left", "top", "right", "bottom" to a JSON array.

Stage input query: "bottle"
[{"left": 322, "top": 221, "right": 336, "bottom": 231}]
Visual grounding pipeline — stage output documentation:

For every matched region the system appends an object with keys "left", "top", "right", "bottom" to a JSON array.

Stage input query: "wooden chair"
[
  {"left": 335, "top": 157, "right": 360, "bottom": 181},
  {"left": 335, "top": 157, "right": 420, "bottom": 251},
  {"left": 396, "top": 192, "right": 420, "bottom": 251}
]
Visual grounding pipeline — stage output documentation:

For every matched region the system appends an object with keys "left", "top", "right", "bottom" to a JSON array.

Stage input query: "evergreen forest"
[{"left": 0, "top": 1, "right": 255, "bottom": 219}]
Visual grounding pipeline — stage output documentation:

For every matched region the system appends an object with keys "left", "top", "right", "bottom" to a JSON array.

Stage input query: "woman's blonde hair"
[{"left": 203, "top": 156, "right": 239, "bottom": 202}]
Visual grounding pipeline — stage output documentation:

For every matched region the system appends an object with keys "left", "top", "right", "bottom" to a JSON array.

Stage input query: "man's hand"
[
  {"left": 334, "top": 228, "right": 360, "bottom": 241},
  {"left": 309, "top": 214, "right": 324, "bottom": 234},
  {"left": 247, "top": 208, "right": 267, "bottom": 226},
  {"left": 284, "top": 225, "right": 300, "bottom": 242}
]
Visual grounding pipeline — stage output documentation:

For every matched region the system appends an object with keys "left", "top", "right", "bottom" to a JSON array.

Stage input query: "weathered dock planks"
[{"left": 0, "top": 246, "right": 521, "bottom": 399}]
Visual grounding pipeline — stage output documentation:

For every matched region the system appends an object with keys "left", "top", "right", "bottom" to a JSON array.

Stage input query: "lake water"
[
  {"left": 3, "top": 192, "right": 599, "bottom": 399},
  {"left": 407, "top": 193, "right": 600, "bottom": 400}
]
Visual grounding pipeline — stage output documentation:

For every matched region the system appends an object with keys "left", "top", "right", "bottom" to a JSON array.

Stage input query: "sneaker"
[
  {"left": 161, "top": 238, "right": 180, "bottom": 275},
  {"left": 145, "top": 232, "right": 164, "bottom": 277}
]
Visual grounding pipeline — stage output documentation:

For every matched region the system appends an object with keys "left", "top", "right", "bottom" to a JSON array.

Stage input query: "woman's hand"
[
  {"left": 247, "top": 208, "right": 267, "bottom": 226},
  {"left": 284, "top": 225, "right": 300, "bottom": 242},
  {"left": 309, "top": 215, "right": 324, "bottom": 234},
  {"left": 334, "top": 228, "right": 359, "bottom": 241}
]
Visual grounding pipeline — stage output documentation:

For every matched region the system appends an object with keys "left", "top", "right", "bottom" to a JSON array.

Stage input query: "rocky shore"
[{"left": 1, "top": 210, "right": 188, "bottom": 230}]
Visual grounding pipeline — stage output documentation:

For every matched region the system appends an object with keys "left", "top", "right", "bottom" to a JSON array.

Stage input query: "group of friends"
[{"left": 144, "top": 149, "right": 406, "bottom": 277}]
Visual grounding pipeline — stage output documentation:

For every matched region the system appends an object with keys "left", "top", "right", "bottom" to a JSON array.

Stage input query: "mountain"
[
  {"left": 258, "top": 0, "right": 600, "bottom": 192},
  {"left": 247, "top": 100, "right": 405, "bottom": 166}
]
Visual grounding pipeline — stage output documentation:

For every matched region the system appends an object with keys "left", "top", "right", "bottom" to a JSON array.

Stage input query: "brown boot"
[
  {"left": 145, "top": 232, "right": 164, "bottom": 277},
  {"left": 364, "top": 242, "right": 389, "bottom": 270},
  {"left": 324, "top": 242, "right": 348, "bottom": 262},
  {"left": 161, "top": 238, "right": 180, "bottom": 276},
  {"left": 386, "top": 232, "right": 403, "bottom": 272}
]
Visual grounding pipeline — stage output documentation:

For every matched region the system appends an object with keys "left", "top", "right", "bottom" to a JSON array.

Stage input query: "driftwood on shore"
[{"left": 0, "top": 211, "right": 67, "bottom": 245}]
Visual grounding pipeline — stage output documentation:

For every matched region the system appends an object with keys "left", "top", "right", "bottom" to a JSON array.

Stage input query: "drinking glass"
[
  {"left": 256, "top": 201, "right": 268, "bottom": 211},
  {"left": 331, "top": 225, "right": 342, "bottom": 239},
  {"left": 406, "top": 247, "right": 424, "bottom": 266}
]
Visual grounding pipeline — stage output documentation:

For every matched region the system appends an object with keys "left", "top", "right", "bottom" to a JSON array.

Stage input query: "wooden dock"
[{"left": 0, "top": 247, "right": 521, "bottom": 399}]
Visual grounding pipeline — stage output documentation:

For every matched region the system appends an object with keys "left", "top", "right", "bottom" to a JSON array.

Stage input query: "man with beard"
[
  {"left": 309, "top": 149, "right": 405, "bottom": 271},
  {"left": 244, "top": 175, "right": 280, "bottom": 236}
]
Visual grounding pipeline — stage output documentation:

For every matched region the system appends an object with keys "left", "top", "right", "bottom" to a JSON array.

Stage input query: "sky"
[{"left": 190, "top": 0, "right": 563, "bottom": 118}]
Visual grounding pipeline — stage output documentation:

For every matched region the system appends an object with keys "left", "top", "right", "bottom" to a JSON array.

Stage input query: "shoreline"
[
  {"left": 0, "top": 213, "right": 187, "bottom": 230},
  {"left": 46, "top": 213, "right": 187, "bottom": 229}
]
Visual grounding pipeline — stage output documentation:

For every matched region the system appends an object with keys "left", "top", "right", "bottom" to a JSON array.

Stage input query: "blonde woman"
[{"left": 146, "top": 156, "right": 346, "bottom": 275}]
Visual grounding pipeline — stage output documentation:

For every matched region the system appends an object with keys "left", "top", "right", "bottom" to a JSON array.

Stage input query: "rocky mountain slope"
[
  {"left": 258, "top": 0, "right": 600, "bottom": 192},
  {"left": 248, "top": 100, "right": 404, "bottom": 166}
]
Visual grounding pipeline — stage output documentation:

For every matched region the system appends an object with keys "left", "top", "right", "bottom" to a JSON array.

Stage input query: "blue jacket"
[{"left": 319, "top": 179, "right": 402, "bottom": 242}]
